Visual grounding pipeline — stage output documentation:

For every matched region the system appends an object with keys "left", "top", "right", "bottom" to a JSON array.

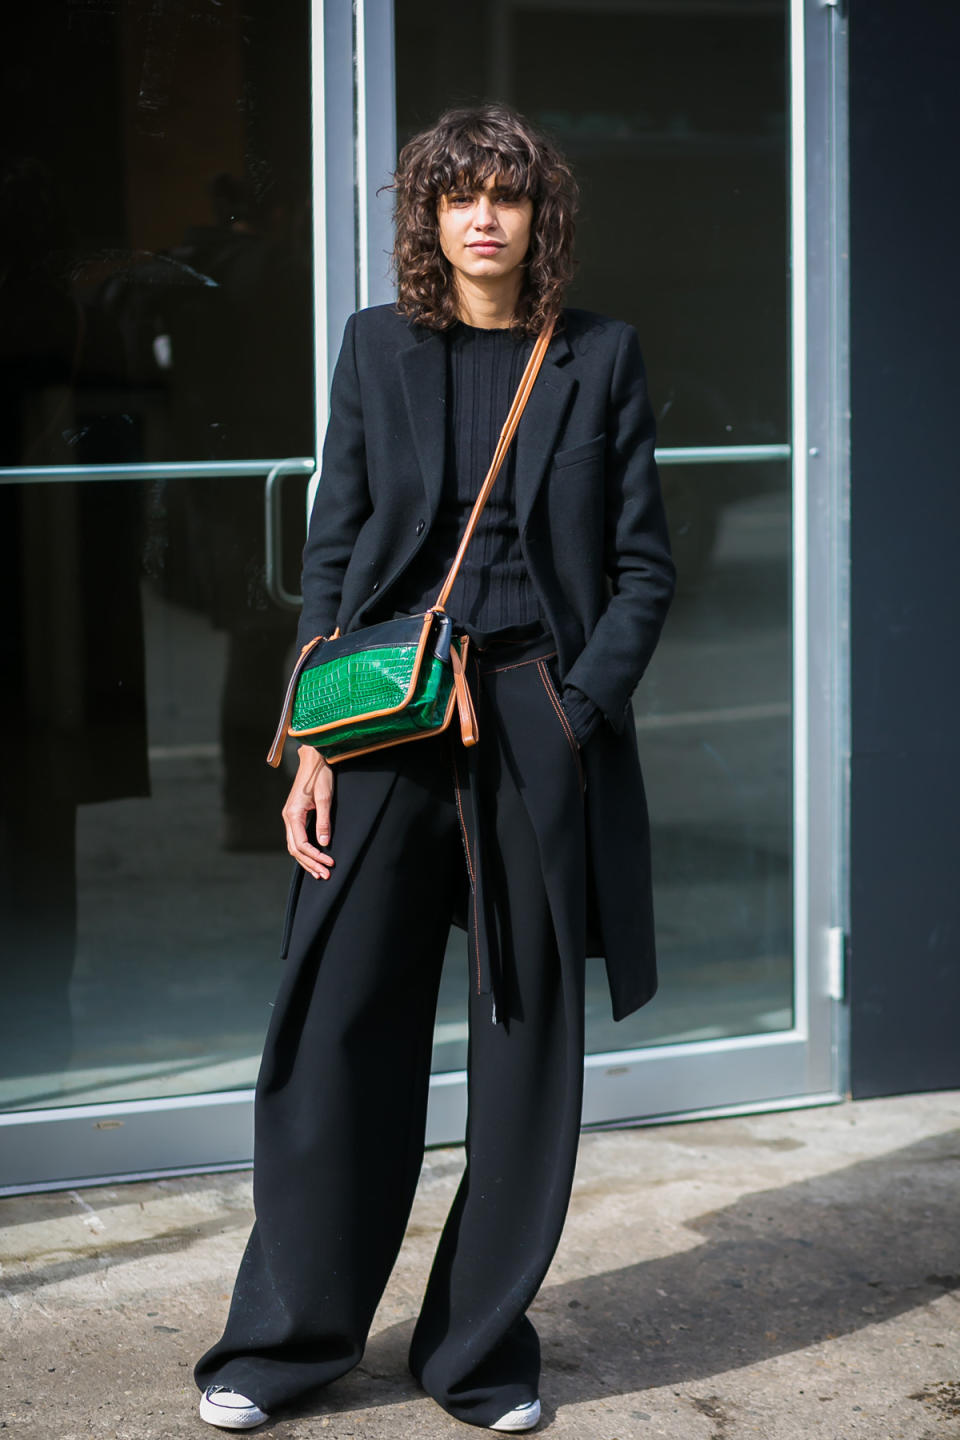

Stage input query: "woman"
[{"left": 194, "top": 103, "right": 675, "bottom": 1433}]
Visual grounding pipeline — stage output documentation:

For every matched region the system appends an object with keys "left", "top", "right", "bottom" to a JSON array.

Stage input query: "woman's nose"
[{"left": 474, "top": 196, "right": 496, "bottom": 228}]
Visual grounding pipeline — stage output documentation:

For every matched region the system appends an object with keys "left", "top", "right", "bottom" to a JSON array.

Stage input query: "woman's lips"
[{"left": 468, "top": 242, "right": 504, "bottom": 252}]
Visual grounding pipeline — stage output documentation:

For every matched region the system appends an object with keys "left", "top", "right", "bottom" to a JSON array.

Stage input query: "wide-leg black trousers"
[{"left": 194, "top": 639, "right": 587, "bottom": 1428}]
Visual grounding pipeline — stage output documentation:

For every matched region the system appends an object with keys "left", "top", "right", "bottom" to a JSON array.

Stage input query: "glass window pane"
[
  {"left": 395, "top": 0, "right": 794, "bottom": 1061},
  {"left": 0, "top": 1, "right": 314, "bottom": 467},
  {"left": 0, "top": 471, "right": 308, "bottom": 1110}
]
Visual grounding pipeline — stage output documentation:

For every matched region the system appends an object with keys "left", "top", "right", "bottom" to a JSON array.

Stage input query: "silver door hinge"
[{"left": 825, "top": 926, "right": 847, "bottom": 1001}]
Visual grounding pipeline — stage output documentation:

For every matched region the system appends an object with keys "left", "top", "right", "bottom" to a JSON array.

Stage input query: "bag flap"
[{"left": 301, "top": 611, "right": 451, "bottom": 672}]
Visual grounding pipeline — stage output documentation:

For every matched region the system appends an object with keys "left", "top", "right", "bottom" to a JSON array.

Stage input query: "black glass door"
[{"left": 0, "top": 0, "right": 314, "bottom": 1120}]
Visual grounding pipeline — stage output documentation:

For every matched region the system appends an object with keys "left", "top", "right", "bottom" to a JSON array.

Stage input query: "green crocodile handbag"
[
  {"left": 268, "top": 609, "right": 469, "bottom": 765},
  {"left": 267, "top": 316, "right": 555, "bottom": 768}
]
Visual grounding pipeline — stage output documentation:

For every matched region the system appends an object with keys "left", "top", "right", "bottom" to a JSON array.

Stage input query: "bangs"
[{"left": 424, "top": 141, "right": 536, "bottom": 202}]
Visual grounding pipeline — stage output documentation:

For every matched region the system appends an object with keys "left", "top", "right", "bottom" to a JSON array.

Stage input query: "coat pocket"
[
  {"left": 536, "top": 657, "right": 586, "bottom": 794},
  {"left": 552, "top": 432, "right": 606, "bottom": 470}
]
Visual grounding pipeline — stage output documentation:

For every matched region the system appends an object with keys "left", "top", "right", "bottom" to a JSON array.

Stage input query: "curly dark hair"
[{"left": 390, "top": 103, "right": 578, "bottom": 337}]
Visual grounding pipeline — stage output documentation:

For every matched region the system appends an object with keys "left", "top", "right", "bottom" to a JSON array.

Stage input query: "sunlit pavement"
[{"left": 3, "top": 1090, "right": 959, "bottom": 1439}]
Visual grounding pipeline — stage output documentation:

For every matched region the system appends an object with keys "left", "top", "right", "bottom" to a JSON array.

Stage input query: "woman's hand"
[{"left": 282, "top": 746, "right": 336, "bottom": 880}]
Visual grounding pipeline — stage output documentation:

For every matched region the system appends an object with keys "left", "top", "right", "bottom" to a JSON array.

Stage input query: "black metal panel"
[{"left": 849, "top": 0, "right": 960, "bottom": 1096}]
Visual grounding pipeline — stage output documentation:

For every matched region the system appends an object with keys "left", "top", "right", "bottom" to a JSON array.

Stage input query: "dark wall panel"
[{"left": 849, "top": 0, "right": 960, "bottom": 1096}]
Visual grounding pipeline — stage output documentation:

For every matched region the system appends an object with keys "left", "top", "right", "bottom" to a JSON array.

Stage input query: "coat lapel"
[
  {"left": 516, "top": 326, "right": 575, "bottom": 534},
  {"left": 399, "top": 329, "right": 447, "bottom": 521},
  {"left": 398, "top": 320, "right": 575, "bottom": 534}
]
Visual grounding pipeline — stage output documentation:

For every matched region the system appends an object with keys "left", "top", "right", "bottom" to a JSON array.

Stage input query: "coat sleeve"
[
  {"left": 561, "top": 323, "right": 676, "bottom": 732},
  {"left": 296, "top": 313, "right": 373, "bottom": 652}
]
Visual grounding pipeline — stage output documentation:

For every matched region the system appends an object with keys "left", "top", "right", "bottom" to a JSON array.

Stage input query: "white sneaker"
[
  {"left": 490, "top": 1398, "right": 541, "bottom": 1432},
  {"left": 199, "top": 1385, "right": 270, "bottom": 1430}
]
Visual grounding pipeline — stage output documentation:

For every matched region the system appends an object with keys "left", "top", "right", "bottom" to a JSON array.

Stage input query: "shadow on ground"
[{"left": 275, "top": 1127, "right": 960, "bottom": 1426}]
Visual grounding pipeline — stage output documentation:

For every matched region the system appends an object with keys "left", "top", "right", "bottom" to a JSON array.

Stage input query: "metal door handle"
[{"left": 264, "top": 459, "right": 314, "bottom": 611}]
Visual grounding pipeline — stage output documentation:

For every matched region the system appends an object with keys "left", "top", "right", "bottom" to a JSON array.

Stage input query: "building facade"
[{"left": 1, "top": 0, "right": 955, "bottom": 1193}]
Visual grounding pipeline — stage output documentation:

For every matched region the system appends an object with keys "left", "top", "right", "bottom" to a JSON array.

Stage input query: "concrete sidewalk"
[{"left": 2, "top": 1091, "right": 959, "bottom": 1440}]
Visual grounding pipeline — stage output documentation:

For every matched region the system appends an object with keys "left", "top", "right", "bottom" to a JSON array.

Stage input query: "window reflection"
[
  {"left": 0, "top": 0, "right": 312, "bottom": 1106},
  {"left": 0, "top": 474, "right": 302, "bottom": 1110},
  {"left": 0, "top": 0, "right": 313, "bottom": 468},
  {"left": 0, "top": 0, "right": 796, "bottom": 1113},
  {"left": 396, "top": 0, "right": 795, "bottom": 1063}
]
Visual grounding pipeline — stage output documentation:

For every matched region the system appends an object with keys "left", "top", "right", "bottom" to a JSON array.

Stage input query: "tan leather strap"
[
  {"left": 450, "top": 638, "right": 478, "bottom": 747},
  {"left": 432, "top": 315, "right": 556, "bottom": 613}
]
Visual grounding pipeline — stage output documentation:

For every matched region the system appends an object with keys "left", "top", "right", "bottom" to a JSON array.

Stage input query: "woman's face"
[{"left": 436, "top": 174, "right": 534, "bottom": 287}]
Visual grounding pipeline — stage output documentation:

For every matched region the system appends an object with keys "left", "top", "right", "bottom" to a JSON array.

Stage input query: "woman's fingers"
[
  {"left": 284, "top": 805, "right": 334, "bottom": 879},
  {"left": 283, "top": 760, "right": 336, "bottom": 879},
  {"left": 313, "top": 762, "right": 335, "bottom": 846}
]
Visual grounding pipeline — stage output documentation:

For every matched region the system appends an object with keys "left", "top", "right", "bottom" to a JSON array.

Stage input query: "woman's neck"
[{"left": 453, "top": 271, "right": 521, "bottom": 329}]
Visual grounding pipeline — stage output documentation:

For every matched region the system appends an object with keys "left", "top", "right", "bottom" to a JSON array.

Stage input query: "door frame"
[{"left": 373, "top": 0, "right": 851, "bottom": 1135}]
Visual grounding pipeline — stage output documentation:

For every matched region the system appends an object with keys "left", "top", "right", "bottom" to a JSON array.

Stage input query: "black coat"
[{"left": 298, "top": 303, "right": 676, "bottom": 1020}]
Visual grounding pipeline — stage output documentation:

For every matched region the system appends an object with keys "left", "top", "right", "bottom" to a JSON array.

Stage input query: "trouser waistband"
[{"left": 467, "top": 632, "right": 558, "bottom": 674}]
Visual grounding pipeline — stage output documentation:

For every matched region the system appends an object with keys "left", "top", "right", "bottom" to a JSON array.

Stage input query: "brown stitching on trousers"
[
  {"left": 481, "top": 650, "right": 557, "bottom": 675},
  {"left": 536, "top": 659, "right": 585, "bottom": 792}
]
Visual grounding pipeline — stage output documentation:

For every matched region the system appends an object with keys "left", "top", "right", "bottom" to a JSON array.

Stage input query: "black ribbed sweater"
[{"left": 387, "top": 321, "right": 541, "bottom": 633}]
